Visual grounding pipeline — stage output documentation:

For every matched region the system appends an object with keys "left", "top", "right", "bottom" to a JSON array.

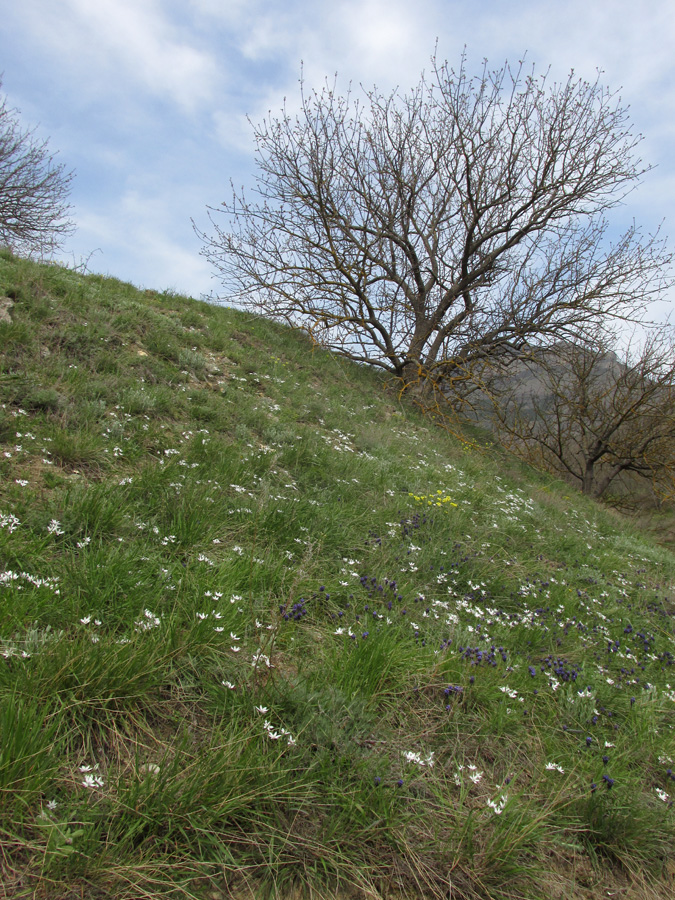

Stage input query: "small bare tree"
[
  {"left": 489, "top": 329, "right": 675, "bottom": 498},
  {"left": 0, "top": 80, "right": 74, "bottom": 256},
  {"left": 199, "top": 52, "right": 672, "bottom": 394}
]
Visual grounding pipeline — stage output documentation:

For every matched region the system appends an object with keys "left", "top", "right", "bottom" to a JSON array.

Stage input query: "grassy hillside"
[{"left": 1, "top": 250, "right": 675, "bottom": 900}]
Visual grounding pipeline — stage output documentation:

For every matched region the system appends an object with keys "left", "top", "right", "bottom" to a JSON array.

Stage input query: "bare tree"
[
  {"left": 0, "top": 80, "right": 74, "bottom": 256},
  {"left": 199, "top": 52, "right": 672, "bottom": 394},
  {"left": 489, "top": 328, "right": 675, "bottom": 498}
]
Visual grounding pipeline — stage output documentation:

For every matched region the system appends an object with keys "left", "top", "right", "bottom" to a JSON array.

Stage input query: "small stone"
[{"left": 0, "top": 297, "right": 14, "bottom": 324}]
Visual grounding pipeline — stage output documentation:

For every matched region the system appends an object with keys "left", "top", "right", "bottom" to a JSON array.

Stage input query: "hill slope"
[{"left": 1, "top": 251, "right": 675, "bottom": 900}]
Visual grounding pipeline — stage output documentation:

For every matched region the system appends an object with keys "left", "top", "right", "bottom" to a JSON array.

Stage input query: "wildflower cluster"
[
  {"left": 263, "top": 719, "right": 295, "bottom": 745},
  {"left": 279, "top": 599, "right": 308, "bottom": 621},
  {"left": 409, "top": 489, "right": 458, "bottom": 508}
]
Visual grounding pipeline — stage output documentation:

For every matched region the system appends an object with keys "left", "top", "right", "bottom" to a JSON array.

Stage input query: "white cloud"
[{"left": 9, "top": 0, "right": 221, "bottom": 113}]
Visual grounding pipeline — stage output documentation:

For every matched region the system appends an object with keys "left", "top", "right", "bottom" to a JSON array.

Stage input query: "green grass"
[{"left": 1, "top": 252, "right": 675, "bottom": 899}]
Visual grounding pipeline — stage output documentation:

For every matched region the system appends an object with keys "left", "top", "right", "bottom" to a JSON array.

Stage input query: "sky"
[{"left": 1, "top": 0, "right": 674, "bottom": 321}]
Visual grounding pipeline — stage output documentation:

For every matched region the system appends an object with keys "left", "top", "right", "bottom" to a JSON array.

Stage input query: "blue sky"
[{"left": 1, "top": 0, "right": 674, "bottom": 320}]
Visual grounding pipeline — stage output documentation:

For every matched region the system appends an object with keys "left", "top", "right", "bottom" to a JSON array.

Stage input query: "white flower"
[
  {"left": 404, "top": 750, "right": 435, "bottom": 768},
  {"left": 255, "top": 706, "right": 268, "bottom": 714},
  {"left": 230, "top": 632, "right": 240, "bottom": 641},
  {"left": 230, "top": 646, "right": 241, "bottom": 653},
  {"left": 221, "top": 681, "right": 235, "bottom": 689},
  {"left": 262, "top": 719, "right": 295, "bottom": 744},
  {"left": 263, "top": 720, "right": 281, "bottom": 739},
  {"left": 499, "top": 686, "right": 518, "bottom": 699},
  {"left": 0, "top": 513, "right": 20, "bottom": 532},
  {"left": 80, "top": 616, "right": 92, "bottom": 625},
  {"left": 487, "top": 794, "right": 508, "bottom": 815},
  {"left": 47, "top": 519, "right": 64, "bottom": 535},
  {"left": 82, "top": 773, "right": 105, "bottom": 788},
  {"left": 47, "top": 799, "right": 58, "bottom": 810},
  {"left": 656, "top": 788, "right": 670, "bottom": 803},
  {"left": 135, "top": 609, "right": 161, "bottom": 631},
  {"left": 545, "top": 762, "right": 564, "bottom": 774}
]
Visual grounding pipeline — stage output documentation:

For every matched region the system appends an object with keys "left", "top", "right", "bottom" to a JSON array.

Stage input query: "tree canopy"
[
  {"left": 488, "top": 329, "right": 675, "bottom": 498},
  {"left": 0, "top": 81, "right": 74, "bottom": 256},
  {"left": 200, "top": 52, "right": 672, "bottom": 393}
]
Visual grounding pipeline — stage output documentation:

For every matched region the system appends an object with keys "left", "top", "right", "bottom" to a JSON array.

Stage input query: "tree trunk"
[
  {"left": 400, "top": 357, "right": 438, "bottom": 402},
  {"left": 581, "top": 460, "right": 596, "bottom": 496}
]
